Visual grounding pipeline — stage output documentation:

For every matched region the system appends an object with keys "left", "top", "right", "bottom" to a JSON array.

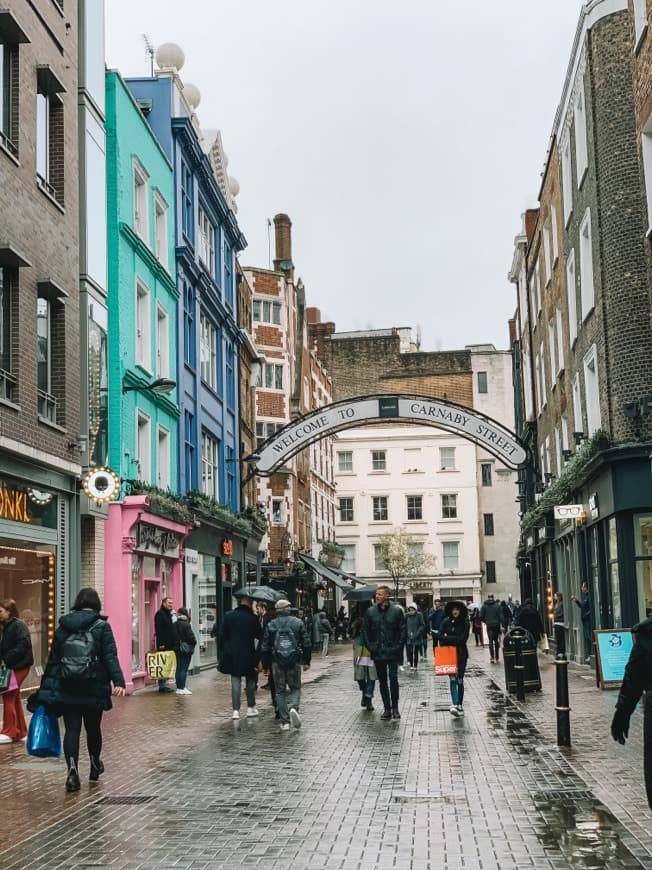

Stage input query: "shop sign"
[
  {"left": 0, "top": 485, "right": 30, "bottom": 523},
  {"left": 594, "top": 629, "right": 634, "bottom": 689},
  {"left": 589, "top": 493, "right": 599, "bottom": 520},
  {"left": 136, "top": 523, "right": 180, "bottom": 557},
  {"left": 553, "top": 504, "right": 583, "bottom": 520},
  {"left": 221, "top": 538, "right": 234, "bottom": 557},
  {"left": 185, "top": 548, "right": 199, "bottom": 566}
]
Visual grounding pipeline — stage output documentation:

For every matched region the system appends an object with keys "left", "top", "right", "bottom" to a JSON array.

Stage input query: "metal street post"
[
  {"left": 554, "top": 654, "right": 571, "bottom": 747},
  {"left": 513, "top": 632, "right": 526, "bottom": 701}
]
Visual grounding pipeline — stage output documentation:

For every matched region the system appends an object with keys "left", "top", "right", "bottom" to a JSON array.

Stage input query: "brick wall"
[{"left": 257, "top": 391, "right": 286, "bottom": 418}]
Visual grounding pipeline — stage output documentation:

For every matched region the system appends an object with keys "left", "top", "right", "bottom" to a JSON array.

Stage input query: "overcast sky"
[{"left": 106, "top": 0, "right": 583, "bottom": 352}]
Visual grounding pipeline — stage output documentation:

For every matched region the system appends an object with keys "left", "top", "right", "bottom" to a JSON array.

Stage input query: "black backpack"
[
  {"left": 273, "top": 622, "right": 301, "bottom": 669},
  {"left": 60, "top": 619, "right": 103, "bottom": 682}
]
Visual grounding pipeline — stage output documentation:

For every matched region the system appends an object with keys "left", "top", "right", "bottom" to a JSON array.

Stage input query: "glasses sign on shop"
[
  {"left": 553, "top": 504, "right": 584, "bottom": 520},
  {"left": 136, "top": 523, "right": 180, "bottom": 557}
]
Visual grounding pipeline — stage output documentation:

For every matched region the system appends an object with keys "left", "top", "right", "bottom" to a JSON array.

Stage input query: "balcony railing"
[
  {"left": 0, "top": 368, "right": 17, "bottom": 402},
  {"left": 0, "top": 129, "right": 18, "bottom": 158},
  {"left": 38, "top": 389, "right": 57, "bottom": 424}
]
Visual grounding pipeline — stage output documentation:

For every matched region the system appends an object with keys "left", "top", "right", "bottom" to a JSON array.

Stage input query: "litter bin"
[{"left": 503, "top": 627, "right": 541, "bottom": 694}]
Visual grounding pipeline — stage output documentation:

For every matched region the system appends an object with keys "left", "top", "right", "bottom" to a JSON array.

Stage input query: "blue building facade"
[{"left": 126, "top": 66, "right": 247, "bottom": 658}]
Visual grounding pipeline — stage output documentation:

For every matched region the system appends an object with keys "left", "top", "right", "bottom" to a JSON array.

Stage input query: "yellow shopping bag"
[{"left": 146, "top": 650, "right": 177, "bottom": 680}]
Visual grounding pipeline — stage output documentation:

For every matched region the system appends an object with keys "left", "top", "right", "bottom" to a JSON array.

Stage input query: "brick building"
[
  {"left": 0, "top": 1, "right": 80, "bottom": 686},
  {"left": 509, "top": 0, "right": 652, "bottom": 659}
]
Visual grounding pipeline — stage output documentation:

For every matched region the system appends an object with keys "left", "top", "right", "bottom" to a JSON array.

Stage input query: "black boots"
[
  {"left": 380, "top": 709, "right": 392, "bottom": 720},
  {"left": 89, "top": 755, "right": 104, "bottom": 782},
  {"left": 65, "top": 760, "right": 80, "bottom": 793},
  {"left": 391, "top": 709, "right": 401, "bottom": 720}
]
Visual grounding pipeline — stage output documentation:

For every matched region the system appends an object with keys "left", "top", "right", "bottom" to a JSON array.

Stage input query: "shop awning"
[{"left": 297, "top": 554, "right": 357, "bottom": 590}]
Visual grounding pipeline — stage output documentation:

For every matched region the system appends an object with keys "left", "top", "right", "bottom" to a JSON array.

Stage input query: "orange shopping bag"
[{"left": 434, "top": 645, "right": 458, "bottom": 676}]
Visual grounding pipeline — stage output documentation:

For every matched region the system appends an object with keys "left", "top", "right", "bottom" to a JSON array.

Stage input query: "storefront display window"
[
  {"left": 0, "top": 540, "right": 56, "bottom": 690},
  {"left": 198, "top": 553, "right": 216, "bottom": 666},
  {"left": 588, "top": 527, "right": 602, "bottom": 629},
  {"left": 635, "top": 514, "right": 652, "bottom": 620},
  {"left": 131, "top": 555, "right": 141, "bottom": 672},
  {"left": 607, "top": 518, "right": 621, "bottom": 628}
]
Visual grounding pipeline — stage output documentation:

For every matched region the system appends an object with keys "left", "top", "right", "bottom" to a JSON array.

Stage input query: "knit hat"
[
  {"left": 275, "top": 599, "right": 292, "bottom": 612},
  {"left": 407, "top": 604, "right": 417, "bottom": 611}
]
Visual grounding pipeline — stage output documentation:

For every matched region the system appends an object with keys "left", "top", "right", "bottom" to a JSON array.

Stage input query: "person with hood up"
[
  {"left": 480, "top": 594, "right": 504, "bottom": 664},
  {"left": 439, "top": 601, "right": 470, "bottom": 717},
  {"left": 611, "top": 616, "right": 652, "bottom": 809},
  {"left": 516, "top": 599, "right": 545, "bottom": 645},
  {"left": 31, "top": 588, "right": 125, "bottom": 792},
  {"left": 405, "top": 604, "right": 426, "bottom": 670}
]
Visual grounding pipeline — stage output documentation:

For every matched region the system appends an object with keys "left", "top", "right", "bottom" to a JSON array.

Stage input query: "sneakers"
[
  {"left": 289, "top": 708, "right": 301, "bottom": 729},
  {"left": 0, "top": 734, "right": 13, "bottom": 744},
  {"left": 380, "top": 709, "right": 392, "bottom": 720},
  {"left": 175, "top": 688, "right": 192, "bottom": 695},
  {"left": 246, "top": 707, "right": 259, "bottom": 718},
  {"left": 279, "top": 722, "right": 290, "bottom": 731},
  {"left": 391, "top": 709, "right": 401, "bottom": 720},
  {"left": 456, "top": 705, "right": 464, "bottom": 716},
  {"left": 231, "top": 710, "right": 240, "bottom": 720},
  {"left": 449, "top": 704, "right": 458, "bottom": 715}
]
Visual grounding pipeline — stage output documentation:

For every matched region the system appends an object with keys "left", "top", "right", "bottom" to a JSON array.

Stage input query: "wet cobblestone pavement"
[{"left": 1, "top": 647, "right": 651, "bottom": 869}]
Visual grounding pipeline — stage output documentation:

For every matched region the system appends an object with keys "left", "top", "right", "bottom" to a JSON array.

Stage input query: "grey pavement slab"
[{"left": 1, "top": 645, "right": 650, "bottom": 869}]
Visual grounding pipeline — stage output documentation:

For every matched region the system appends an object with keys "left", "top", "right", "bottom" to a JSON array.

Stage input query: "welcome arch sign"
[{"left": 246, "top": 394, "right": 528, "bottom": 476}]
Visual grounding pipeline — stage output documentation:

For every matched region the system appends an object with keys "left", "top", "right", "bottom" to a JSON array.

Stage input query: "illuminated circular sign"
[{"left": 82, "top": 468, "right": 120, "bottom": 503}]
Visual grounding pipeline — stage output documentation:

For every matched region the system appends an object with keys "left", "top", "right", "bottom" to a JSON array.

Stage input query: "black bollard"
[
  {"left": 554, "top": 654, "right": 571, "bottom": 747},
  {"left": 513, "top": 633, "right": 526, "bottom": 701}
]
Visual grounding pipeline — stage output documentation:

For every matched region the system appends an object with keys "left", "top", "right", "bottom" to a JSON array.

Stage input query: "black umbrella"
[
  {"left": 234, "top": 585, "right": 284, "bottom": 603},
  {"left": 344, "top": 584, "right": 377, "bottom": 602}
]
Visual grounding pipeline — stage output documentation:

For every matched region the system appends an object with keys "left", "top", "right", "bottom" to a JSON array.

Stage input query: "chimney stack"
[{"left": 273, "top": 213, "right": 294, "bottom": 279}]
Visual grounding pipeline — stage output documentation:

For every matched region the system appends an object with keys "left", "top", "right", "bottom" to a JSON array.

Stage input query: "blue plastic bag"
[{"left": 26, "top": 706, "right": 61, "bottom": 758}]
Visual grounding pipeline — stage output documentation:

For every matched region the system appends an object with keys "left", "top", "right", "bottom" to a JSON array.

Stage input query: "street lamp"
[{"left": 122, "top": 377, "right": 176, "bottom": 395}]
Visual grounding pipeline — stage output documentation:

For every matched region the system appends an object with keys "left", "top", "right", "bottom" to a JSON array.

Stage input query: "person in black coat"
[
  {"left": 362, "top": 586, "right": 406, "bottom": 720},
  {"left": 516, "top": 599, "right": 545, "bottom": 644},
  {"left": 0, "top": 599, "right": 34, "bottom": 743},
  {"left": 611, "top": 617, "right": 652, "bottom": 809},
  {"left": 32, "top": 588, "right": 125, "bottom": 792},
  {"left": 218, "top": 595, "right": 263, "bottom": 719},
  {"left": 439, "top": 601, "right": 470, "bottom": 717},
  {"left": 154, "top": 596, "right": 177, "bottom": 693},
  {"left": 173, "top": 607, "right": 197, "bottom": 695}
]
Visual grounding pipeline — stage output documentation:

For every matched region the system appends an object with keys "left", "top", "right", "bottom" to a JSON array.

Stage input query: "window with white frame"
[
  {"left": 263, "top": 362, "right": 283, "bottom": 390},
  {"left": 156, "top": 305, "right": 169, "bottom": 378},
  {"left": 484, "top": 513, "right": 495, "bottom": 536},
  {"left": 256, "top": 421, "right": 282, "bottom": 450},
  {"left": 372, "top": 496, "right": 388, "bottom": 521},
  {"left": 572, "top": 373, "right": 583, "bottom": 435},
  {"left": 543, "top": 222, "right": 552, "bottom": 284},
  {"left": 556, "top": 306, "right": 564, "bottom": 374},
  {"left": 643, "top": 116, "right": 652, "bottom": 232},
  {"left": 540, "top": 346, "right": 547, "bottom": 402},
  {"left": 439, "top": 446, "right": 456, "bottom": 470},
  {"left": 561, "top": 415, "right": 570, "bottom": 452},
  {"left": 583, "top": 345, "right": 601, "bottom": 435},
  {"left": 337, "top": 451, "right": 353, "bottom": 472},
  {"left": 544, "top": 437, "right": 551, "bottom": 480},
  {"left": 555, "top": 427, "right": 563, "bottom": 474},
  {"left": 0, "top": 39, "right": 17, "bottom": 155},
  {"left": 579, "top": 209, "right": 595, "bottom": 320},
  {"left": 561, "top": 139, "right": 573, "bottom": 224},
  {"left": 523, "top": 348, "right": 534, "bottom": 421},
  {"left": 529, "top": 276, "right": 537, "bottom": 326},
  {"left": 157, "top": 425, "right": 170, "bottom": 489},
  {"left": 406, "top": 495, "right": 423, "bottom": 521},
  {"left": 634, "top": 0, "right": 648, "bottom": 43},
  {"left": 371, "top": 450, "right": 387, "bottom": 471},
  {"left": 477, "top": 371, "right": 488, "bottom": 393},
  {"left": 341, "top": 544, "right": 356, "bottom": 574},
  {"left": 133, "top": 160, "right": 149, "bottom": 242},
  {"left": 548, "top": 319, "right": 556, "bottom": 386},
  {"left": 407, "top": 542, "right": 424, "bottom": 559},
  {"left": 481, "top": 463, "right": 492, "bottom": 486},
  {"left": 574, "top": 83, "right": 588, "bottom": 185},
  {"left": 36, "top": 73, "right": 64, "bottom": 203},
  {"left": 443, "top": 541, "right": 459, "bottom": 570},
  {"left": 272, "top": 499, "right": 283, "bottom": 525},
  {"left": 441, "top": 493, "right": 457, "bottom": 519},
  {"left": 373, "top": 544, "right": 388, "bottom": 572},
  {"left": 137, "top": 411, "right": 151, "bottom": 482},
  {"left": 566, "top": 249, "right": 577, "bottom": 345},
  {"left": 136, "top": 281, "right": 150, "bottom": 370},
  {"left": 154, "top": 193, "right": 168, "bottom": 268},
  {"left": 201, "top": 431, "right": 219, "bottom": 499},
  {"left": 200, "top": 314, "right": 217, "bottom": 390},
  {"left": 536, "top": 261, "right": 543, "bottom": 314},
  {"left": 253, "top": 299, "right": 282, "bottom": 325},
  {"left": 339, "top": 497, "right": 354, "bottom": 522},
  {"left": 197, "top": 205, "right": 215, "bottom": 276},
  {"left": 403, "top": 448, "right": 421, "bottom": 472},
  {"left": 534, "top": 352, "right": 542, "bottom": 413},
  {"left": 551, "top": 201, "right": 559, "bottom": 262}
]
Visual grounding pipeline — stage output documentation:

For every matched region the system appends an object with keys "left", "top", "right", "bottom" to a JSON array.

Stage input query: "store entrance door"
[{"left": 145, "top": 579, "right": 161, "bottom": 652}]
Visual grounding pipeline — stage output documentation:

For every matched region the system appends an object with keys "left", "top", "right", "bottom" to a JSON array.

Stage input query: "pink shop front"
[{"left": 105, "top": 496, "right": 191, "bottom": 691}]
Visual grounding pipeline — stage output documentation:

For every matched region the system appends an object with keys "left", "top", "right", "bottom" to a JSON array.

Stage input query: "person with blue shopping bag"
[{"left": 30, "top": 588, "right": 125, "bottom": 792}]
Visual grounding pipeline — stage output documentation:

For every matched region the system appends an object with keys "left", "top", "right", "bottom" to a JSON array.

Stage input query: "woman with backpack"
[
  {"left": 173, "top": 607, "right": 197, "bottom": 695},
  {"left": 31, "top": 588, "right": 125, "bottom": 792},
  {"left": 0, "top": 599, "right": 34, "bottom": 744}
]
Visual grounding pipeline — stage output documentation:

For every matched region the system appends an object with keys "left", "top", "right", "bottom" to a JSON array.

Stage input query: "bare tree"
[{"left": 377, "top": 527, "right": 435, "bottom": 601}]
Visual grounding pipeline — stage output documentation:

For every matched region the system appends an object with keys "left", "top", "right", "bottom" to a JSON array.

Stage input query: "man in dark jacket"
[
  {"left": 572, "top": 582, "right": 592, "bottom": 662},
  {"left": 362, "top": 586, "right": 406, "bottom": 720},
  {"left": 429, "top": 599, "right": 446, "bottom": 646},
  {"left": 154, "top": 597, "right": 177, "bottom": 693},
  {"left": 516, "top": 599, "right": 545, "bottom": 644},
  {"left": 261, "top": 599, "right": 311, "bottom": 731},
  {"left": 480, "top": 594, "right": 503, "bottom": 664},
  {"left": 218, "top": 594, "right": 263, "bottom": 719},
  {"left": 611, "top": 617, "right": 652, "bottom": 809}
]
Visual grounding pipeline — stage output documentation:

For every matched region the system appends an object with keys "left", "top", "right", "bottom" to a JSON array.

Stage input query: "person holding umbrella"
[{"left": 218, "top": 593, "right": 263, "bottom": 719}]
